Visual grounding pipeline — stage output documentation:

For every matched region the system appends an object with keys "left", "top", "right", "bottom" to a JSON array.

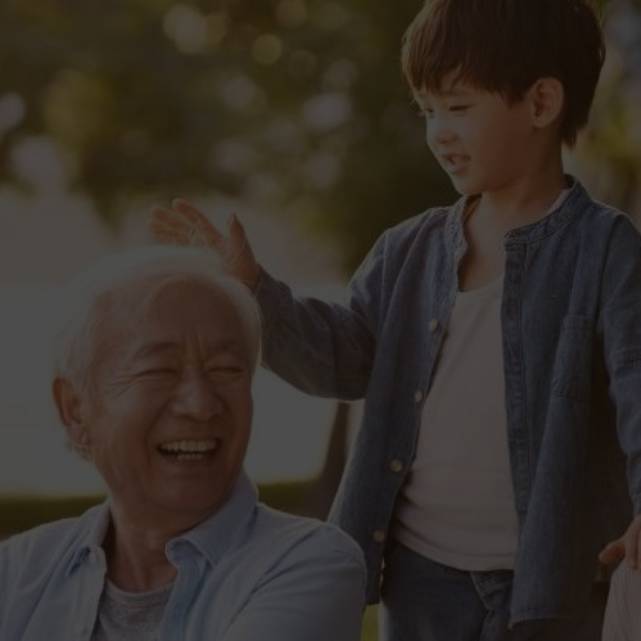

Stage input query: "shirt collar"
[
  {"left": 166, "top": 471, "right": 258, "bottom": 568},
  {"left": 67, "top": 501, "right": 112, "bottom": 576},
  {"left": 445, "top": 175, "right": 591, "bottom": 247},
  {"left": 67, "top": 470, "right": 258, "bottom": 575}
]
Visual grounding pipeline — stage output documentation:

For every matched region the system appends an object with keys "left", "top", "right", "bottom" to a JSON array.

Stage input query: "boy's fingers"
[
  {"left": 228, "top": 213, "right": 250, "bottom": 250},
  {"left": 151, "top": 205, "right": 180, "bottom": 223},
  {"left": 171, "top": 199, "right": 204, "bottom": 224},
  {"left": 149, "top": 209, "right": 191, "bottom": 241},
  {"left": 150, "top": 207, "right": 192, "bottom": 234},
  {"left": 599, "top": 539, "right": 624, "bottom": 565},
  {"left": 152, "top": 227, "right": 188, "bottom": 246},
  {"left": 171, "top": 199, "right": 225, "bottom": 249}
]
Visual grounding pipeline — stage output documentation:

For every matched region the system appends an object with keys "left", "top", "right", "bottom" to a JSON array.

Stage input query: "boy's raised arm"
[{"left": 253, "top": 236, "right": 384, "bottom": 400}]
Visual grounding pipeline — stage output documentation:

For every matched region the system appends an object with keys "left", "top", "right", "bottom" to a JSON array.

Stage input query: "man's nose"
[{"left": 172, "top": 372, "right": 223, "bottom": 421}]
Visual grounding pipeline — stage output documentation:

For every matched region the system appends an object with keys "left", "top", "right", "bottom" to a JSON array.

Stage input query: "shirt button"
[
  {"left": 373, "top": 530, "right": 386, "bottom": 544},
  {"left": 429, "top": 318, "right": 439, "bottom": 333},
  {"left": 414, "top": 390, "right": 423, "bottom": 403},
  {"left": 389, "top": 459, "right": 403, "bottom": 473}
]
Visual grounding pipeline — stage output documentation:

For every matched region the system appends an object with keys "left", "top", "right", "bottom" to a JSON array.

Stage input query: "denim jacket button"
[
  {"left": 429, "top": 318, "right": 439, "bottom": 333},
  {"left": 373, "top": 530, "right": 386, "bottom": 543},
  {"left": 414, "top": 390, "right": 423, "bottom": 403},
  {"left": 389, "top": 459, "right": 403, "bottom": 473}
]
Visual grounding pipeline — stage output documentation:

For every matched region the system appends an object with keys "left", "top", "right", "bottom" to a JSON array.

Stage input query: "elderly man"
[{"left": 0, "top": 246, "right": 366, "bottom": 641}]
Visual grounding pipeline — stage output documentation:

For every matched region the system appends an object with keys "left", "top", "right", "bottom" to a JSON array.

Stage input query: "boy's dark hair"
[{"left": 401, "top": 0, "right": 605, "bottom": 146}]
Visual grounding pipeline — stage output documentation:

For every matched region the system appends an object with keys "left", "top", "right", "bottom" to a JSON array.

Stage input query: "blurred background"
[{"left": 0, "top": 0, "right": 640, "bottom": 636}]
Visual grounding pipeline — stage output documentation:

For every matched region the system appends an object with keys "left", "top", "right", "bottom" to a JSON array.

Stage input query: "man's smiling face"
[{"left": 83, "top": 277, "right": 253, "bottom": 523}]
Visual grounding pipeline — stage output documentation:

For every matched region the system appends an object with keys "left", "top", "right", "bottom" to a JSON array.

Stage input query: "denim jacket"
[{"left": 256, "top": 178, "right": 641, "bottom": 625}]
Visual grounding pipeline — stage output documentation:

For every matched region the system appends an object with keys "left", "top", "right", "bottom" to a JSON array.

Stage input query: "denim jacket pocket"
[
  {"left": 612, "top": 347, "right": 641, "bottom": 373},
  {"left": 551, "top": 314, "right": 594, "bottom": 402}
]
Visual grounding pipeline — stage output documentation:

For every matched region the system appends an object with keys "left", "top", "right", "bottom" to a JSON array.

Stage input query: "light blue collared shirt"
[{"left": 0, "top": 473, "right": 366, "bottom": 641}]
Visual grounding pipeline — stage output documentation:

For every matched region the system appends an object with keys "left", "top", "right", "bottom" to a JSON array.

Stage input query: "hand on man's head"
[{"left": 150, "top": 200, "right": 261, "bottom": 291}]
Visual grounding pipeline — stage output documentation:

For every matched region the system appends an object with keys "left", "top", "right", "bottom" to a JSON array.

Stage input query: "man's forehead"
[
  {"left": 125, "top": 336, "right": 246, "bottom": 361},
  {"left": 99, "top": 276, "right": 250, "bottom": 360}
]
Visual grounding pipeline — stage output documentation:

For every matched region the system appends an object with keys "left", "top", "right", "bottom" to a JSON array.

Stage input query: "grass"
[{"left": 362, "top": 606, "right": 379, "bottom": 640}]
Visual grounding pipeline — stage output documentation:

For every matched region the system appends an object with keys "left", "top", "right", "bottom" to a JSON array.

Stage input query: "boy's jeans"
[{"left": 380, "top": 541, "right": 608, "bottom": 641}]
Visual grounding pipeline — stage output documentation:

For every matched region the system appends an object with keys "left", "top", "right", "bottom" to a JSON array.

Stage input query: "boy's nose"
[{"left": 426, "top": 117, "right": 457, "bottom": 148}]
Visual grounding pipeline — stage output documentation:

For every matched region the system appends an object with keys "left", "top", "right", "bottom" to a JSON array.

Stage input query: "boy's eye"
[{"left": 449, "top": 105, "right": 470, "bottom": 112}]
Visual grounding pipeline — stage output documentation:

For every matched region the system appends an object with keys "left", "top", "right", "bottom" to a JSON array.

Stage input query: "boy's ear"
[
  {"left": 528, "top": 77, "right": 565, "bottom": 131},
  {"left": 52, "top": 377, "right": 92, "bottom": 457}
]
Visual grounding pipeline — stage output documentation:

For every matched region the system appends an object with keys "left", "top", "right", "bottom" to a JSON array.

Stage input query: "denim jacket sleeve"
[
  {"left": 599, "top": 215, "right": 641, "bottom": 515},
  {"left": 254, "top": 232, "right": 386, "bottom": 400}
]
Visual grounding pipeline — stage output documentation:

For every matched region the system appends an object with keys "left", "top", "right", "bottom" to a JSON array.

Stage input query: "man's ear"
[
  {"left": 52, "top": 377, "right": 91, "bottom": 457},
  {"left": 528, "top": 77, "right": 565, "bottom": 131}
]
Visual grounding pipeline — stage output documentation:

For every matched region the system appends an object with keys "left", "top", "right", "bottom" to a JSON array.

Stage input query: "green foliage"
[{"left": 0, "top": 0, "right": 638, "bottom": 272}]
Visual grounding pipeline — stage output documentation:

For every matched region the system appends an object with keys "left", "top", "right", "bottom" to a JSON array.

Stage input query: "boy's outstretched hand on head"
[
  {"left": 150, "top": 199, "right": 261, "bottom": 290},
  {"left": 599, "top": 515, "right": 641, "bottom": 571}
]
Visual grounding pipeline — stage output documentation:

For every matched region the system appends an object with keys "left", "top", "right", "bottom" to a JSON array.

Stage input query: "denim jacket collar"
[{"left": 445, "top": 176, "right": 589, "bottom": 251}]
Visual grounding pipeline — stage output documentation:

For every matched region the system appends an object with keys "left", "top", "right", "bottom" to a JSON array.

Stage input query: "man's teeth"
[{"left": 158, "top": 440, "right": 218, "bottom": 455}]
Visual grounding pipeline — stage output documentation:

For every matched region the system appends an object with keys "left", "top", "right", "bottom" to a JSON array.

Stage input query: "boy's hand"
[
  {"left": 150, "top": 199, "right": 261, "bottom": 290},
  {"left": 599, "top": 515, "right": 641, "bottom": 570}
]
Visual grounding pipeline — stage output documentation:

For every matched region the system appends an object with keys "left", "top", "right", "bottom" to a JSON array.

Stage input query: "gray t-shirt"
[{"left": 91, "top": 580, "right": 173, "bottom": 641}]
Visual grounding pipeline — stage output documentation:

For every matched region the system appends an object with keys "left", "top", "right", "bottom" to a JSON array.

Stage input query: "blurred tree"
[
  {"left": 1, "top": 0, "right": 638, "bottom": 269},
  {"left": 0, "top": 0, "right": 454, "bottom": 272},
  {"left": 578, "top": 0, "right": 641, "bottom": 216}
]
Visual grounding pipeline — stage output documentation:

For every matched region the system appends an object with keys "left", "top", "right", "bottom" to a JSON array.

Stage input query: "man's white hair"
[{"left": 51, "top": 245, "right": 262, "bottom": 392}]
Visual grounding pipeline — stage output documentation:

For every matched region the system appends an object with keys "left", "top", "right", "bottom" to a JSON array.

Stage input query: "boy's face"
[{"left": 415, "top": 75, "right": 537, "bottom": 195}]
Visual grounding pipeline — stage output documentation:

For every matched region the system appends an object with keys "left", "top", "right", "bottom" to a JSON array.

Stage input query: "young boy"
[{"left": 152, "top": 1, "right": 641, "bottom": 639}]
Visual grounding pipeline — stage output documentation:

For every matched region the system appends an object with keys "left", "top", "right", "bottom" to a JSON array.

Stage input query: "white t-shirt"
[{"left": 393, "top": 273, "right": 518, "bottom": 570}]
